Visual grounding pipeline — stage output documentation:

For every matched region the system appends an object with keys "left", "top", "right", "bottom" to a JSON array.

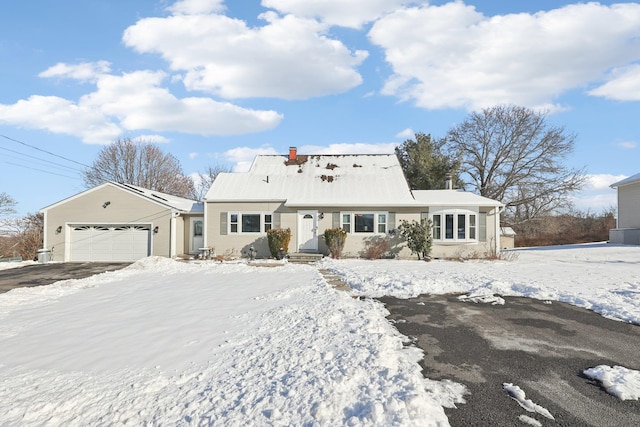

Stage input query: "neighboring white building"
[{"left": 610, "top": 172, "right": 640, "bottom": 245}]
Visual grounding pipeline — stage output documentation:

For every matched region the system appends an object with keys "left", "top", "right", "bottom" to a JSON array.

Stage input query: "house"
[
  {"left": 41, "top": 182, "right": 203, "bottom": 262},
  {"left": 609, "top": 172, "right": 640, "bottom": 245},
  {"left": 41, "top": 149, "right": 504, "bottom": 262},
  {"left": 203, "top": 148, "right": 504, "bottom": 259}
]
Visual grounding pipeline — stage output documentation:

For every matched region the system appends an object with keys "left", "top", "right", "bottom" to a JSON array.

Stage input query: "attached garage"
[
  {"left": 42, "top": 182, "right": 203, "bottom": 262},
  {"left": 69, "top": 225, "right": 151, "bottom": 262}
]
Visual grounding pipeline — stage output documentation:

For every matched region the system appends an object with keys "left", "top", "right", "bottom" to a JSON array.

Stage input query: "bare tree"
[
  {"left": 446, "top": 105, "right": 586, "bottom": 222},
  {"left": 83, "top": 138, "right": 195, "bottom": 198},
  {"left": 0, "top": 213, "right": 43, "bottom": 260},
  {"left": 0, "top": 192, "right": 17, "bottom": 217},
  {"left": 193, "top": 164, "right": 232, "bottom": 201}
]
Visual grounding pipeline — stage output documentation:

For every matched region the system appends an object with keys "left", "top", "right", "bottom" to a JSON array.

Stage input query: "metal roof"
[{"left": 610, "top": 172, "right": 640, "bottom": 188}]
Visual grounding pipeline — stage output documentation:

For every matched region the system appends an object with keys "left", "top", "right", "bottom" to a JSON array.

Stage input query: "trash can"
[{"left": 37, "top": 249, "right": 51, "bottom": 264}]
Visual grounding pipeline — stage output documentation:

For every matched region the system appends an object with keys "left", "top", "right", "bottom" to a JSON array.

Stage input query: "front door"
[
  {"left": 190, "top": 217, "right": 204, "bottom": 254},
  {"left": 298, "top": 210, "right": 318, "bottom": 252}
]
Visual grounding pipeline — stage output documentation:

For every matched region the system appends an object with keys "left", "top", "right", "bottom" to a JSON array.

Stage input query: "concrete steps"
[{"left": 287, "top": 252, "right": 324, "bottom": 264}]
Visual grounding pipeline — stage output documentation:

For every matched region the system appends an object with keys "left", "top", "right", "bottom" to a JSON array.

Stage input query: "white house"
[
  {"left": 203, "top": 148, "right": 503, "bottom": 259},
  {"left": 41, "top": 149, "right": 504, "bottom": 262},
  {"left": 610, "top": 172, "right": 640, "bottom": 245}
]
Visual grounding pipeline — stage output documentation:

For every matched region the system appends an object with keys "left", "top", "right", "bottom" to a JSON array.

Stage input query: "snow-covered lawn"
[
  {"left": 0, "top": 242, "right": 638, "bottom": 425},
  {"left": 0, "top": 258, "right": 458, "bottom": 426}
]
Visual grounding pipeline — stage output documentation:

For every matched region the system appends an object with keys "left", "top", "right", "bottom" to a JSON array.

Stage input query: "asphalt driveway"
[
  {"left": 0, "top": 262, "right": 130, "bottom": 293},
  {"left": 379, "top": 294, "right": 640, "bottom": 427}
]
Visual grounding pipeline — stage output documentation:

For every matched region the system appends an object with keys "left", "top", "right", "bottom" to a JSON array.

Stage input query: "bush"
[
  {"left": 324, "top": 228, "right": 347, "bottom": 259},
  {"left": 363, "top": 237, "right": 391, "bottom": 260},
  {"left": 398, "top": 218, "right": 433, "bottom": 260},
  {"left": 267, "top": 228, "right": 291, "bottom": 259}
]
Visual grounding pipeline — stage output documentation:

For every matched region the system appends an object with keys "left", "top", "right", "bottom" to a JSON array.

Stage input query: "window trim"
[
  {"left": 430, "top": 210, "right": 478, "bottom": 243},
  {"left": 340, "top": 211, "right": 388, "bottom": 234},
  {"left": 227, "top": 212, "right": 274, "bottom": 234}
]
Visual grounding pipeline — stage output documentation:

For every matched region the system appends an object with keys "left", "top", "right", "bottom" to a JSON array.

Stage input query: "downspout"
[
  {"left": 495, "top": 205, "right": 503, "bottom": 253},
  {"left": 170, "top": 210, "right": 179, "bottom": 258},
  {"left": 203, "top": 201, "right": 208, "bottom": 251}
]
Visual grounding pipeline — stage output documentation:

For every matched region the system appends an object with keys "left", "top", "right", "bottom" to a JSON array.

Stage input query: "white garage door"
[{"left": 70, "top": 225, "right": 151, "bottom": 262}]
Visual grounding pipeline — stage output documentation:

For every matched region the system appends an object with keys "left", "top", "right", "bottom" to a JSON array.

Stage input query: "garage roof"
[{"left": 41, "top": 182, "right": 203, "bottom": 213}]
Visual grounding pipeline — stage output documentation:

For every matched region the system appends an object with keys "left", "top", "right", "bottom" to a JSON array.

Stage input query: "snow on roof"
[
  {"left": 610, "top": 172, "right": 640, "bottom": 188},
  {"left": 411, "top": 190, "right": 503, "bottom": 207},
  {"left": 42, "top": 182, "right": 202, "bottom": 213},
  {"left": 113, "top": 182, "right": 203, "bottom": 213},
  {"left": 501, "top": 226, "right": 516, "bottom": 236},
  {"left": 206, "top": 154, "right": 418, "bottom": 207}
]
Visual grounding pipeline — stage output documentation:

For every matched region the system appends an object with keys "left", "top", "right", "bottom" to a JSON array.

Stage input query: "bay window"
[{"left": 431, "top": 211, "right": 478, "bottom": 242}]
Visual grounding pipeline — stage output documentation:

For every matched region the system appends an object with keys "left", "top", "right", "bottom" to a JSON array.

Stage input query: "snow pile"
[
  {"left": 0, "top": 260, "right": 35, "bottom": 271},
  {"left": 457, "top": 292, "right": 505, "bottom": 305},
  {"left": 502, "top": 383, "right": 555, "bottom": 420},
  {"left": 0, "top": 257, "right": 456, "bottom": 426},
  {"left": 583, "top": 365, "right": 640, "bottom": 400},
  {"left": 322, "top": 243, "right": 640, "bottom": 324}
]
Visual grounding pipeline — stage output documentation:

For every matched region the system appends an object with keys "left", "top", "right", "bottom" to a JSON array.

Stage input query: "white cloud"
[
  {"left": 262, "top": 0, "right": 411, "bottom": 29},
  {"left": 122, "top": 10, "right": 367, "bottom": 100},
  {"left": 395, "top": 128, "right": 414, "bottom": 139},
  {"left": 223, "top": 145, "right": 280, "bottom": 172},
  {"left": 38, "top": 61, "right": 111, "bottom": 82},
  {"left": 369, "top": 2, "right": 640, "bottom": 110},
  {"left": 167, "top": 0, "right": 225, "bottom": 15},
  {"left": 189, "top": 152, "right": 199, "bottom": 159},
  {"left": 0, "top": 69, "right": 283, "bottom": 144},
  {"left": 616, "top": 141, "right": 637, "bottom": 149},
  {"left": 0, "top": 95, "right": 121, "bottom": 144},
  {"left": 570, "top": 174, "right": 625, "bottom": 212},
  {"left": 131, "top": 134, "right": 171, "bottom": 144},
  {"left": 589, "top": 65, "right": 640, "bottom": 101},
  {"left": 299, "top": 142, "right": 398, "bottom": 155}
]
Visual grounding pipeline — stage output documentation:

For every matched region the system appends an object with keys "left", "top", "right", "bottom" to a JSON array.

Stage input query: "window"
[
  {"left": 378, "top": 214, "right": 387, "bottom": 233},
  {"left": 341, "top": 212, "right": 388, "bottom": 234},
  {"left": 342, "top": 214, "right": 351, "bottom": 233},
  {"left": 228, "top": 213, "right": 273, "bottom": 234},
  {"left": 355, "top": 213, "right": 374, "bottom": 233},
  {"left": 194, "top": 220, "right": 203, "bottom": 237},
  {"left": 242, "top": 214, "right": 260, "bottom": 232},
  {"left": 445, "top": 214, "right": 454, "bottom": 239},
  {"left": 431, "top": 211, "right": 478, "bottom": 242},
  {"left": 457, "top": 214, "right": 466, "bottom": 239},
  {"left": 433, "top": 215, "right": 441, "bottom": 240},
  {"left": 469, "top": 215, "right": 476, "bottom": 240}
]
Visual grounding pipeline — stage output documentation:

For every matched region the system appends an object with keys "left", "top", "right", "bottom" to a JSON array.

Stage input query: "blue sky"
[{"left": 1, "top": 0, "right": 639, "bottom": 216}]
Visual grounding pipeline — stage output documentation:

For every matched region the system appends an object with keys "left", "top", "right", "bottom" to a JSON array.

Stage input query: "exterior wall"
[
  {"left": 44, "top": 185, "right": 174, "bottom": 261},
  {"left": 609, "top": 228, "right": 640, "bottom": 245},
  {"left": 205, "top": 202, "right": 501, "bottom": 260},
  {"left": 617, "top": 183, "right": 640, "bottom": 228},
  {"left": 205, "top": 201, "right": 288, "bottom": 258}
]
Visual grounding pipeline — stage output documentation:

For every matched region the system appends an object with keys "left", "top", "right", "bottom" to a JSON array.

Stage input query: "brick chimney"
[{"left": 289, "top": 146, "right": 297, "bottom": 161}]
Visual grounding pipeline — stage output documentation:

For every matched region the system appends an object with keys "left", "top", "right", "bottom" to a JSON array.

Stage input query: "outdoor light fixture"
[
  {"left": 319, "top": 212, "right": 325, "bottom": 220},
  {"left": 153, "top": 226, "right": 159, "bottom": 234},
  {"left": 102, "top": 201, "right": 111, "bottom": 208},
  {"left": 55, "top": 226, "right": 62, "bottom": 234}
]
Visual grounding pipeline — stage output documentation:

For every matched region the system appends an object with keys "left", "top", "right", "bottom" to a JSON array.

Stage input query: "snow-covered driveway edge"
[{"left": 319, "top": 243, "right": 640, "bottom": 325}]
